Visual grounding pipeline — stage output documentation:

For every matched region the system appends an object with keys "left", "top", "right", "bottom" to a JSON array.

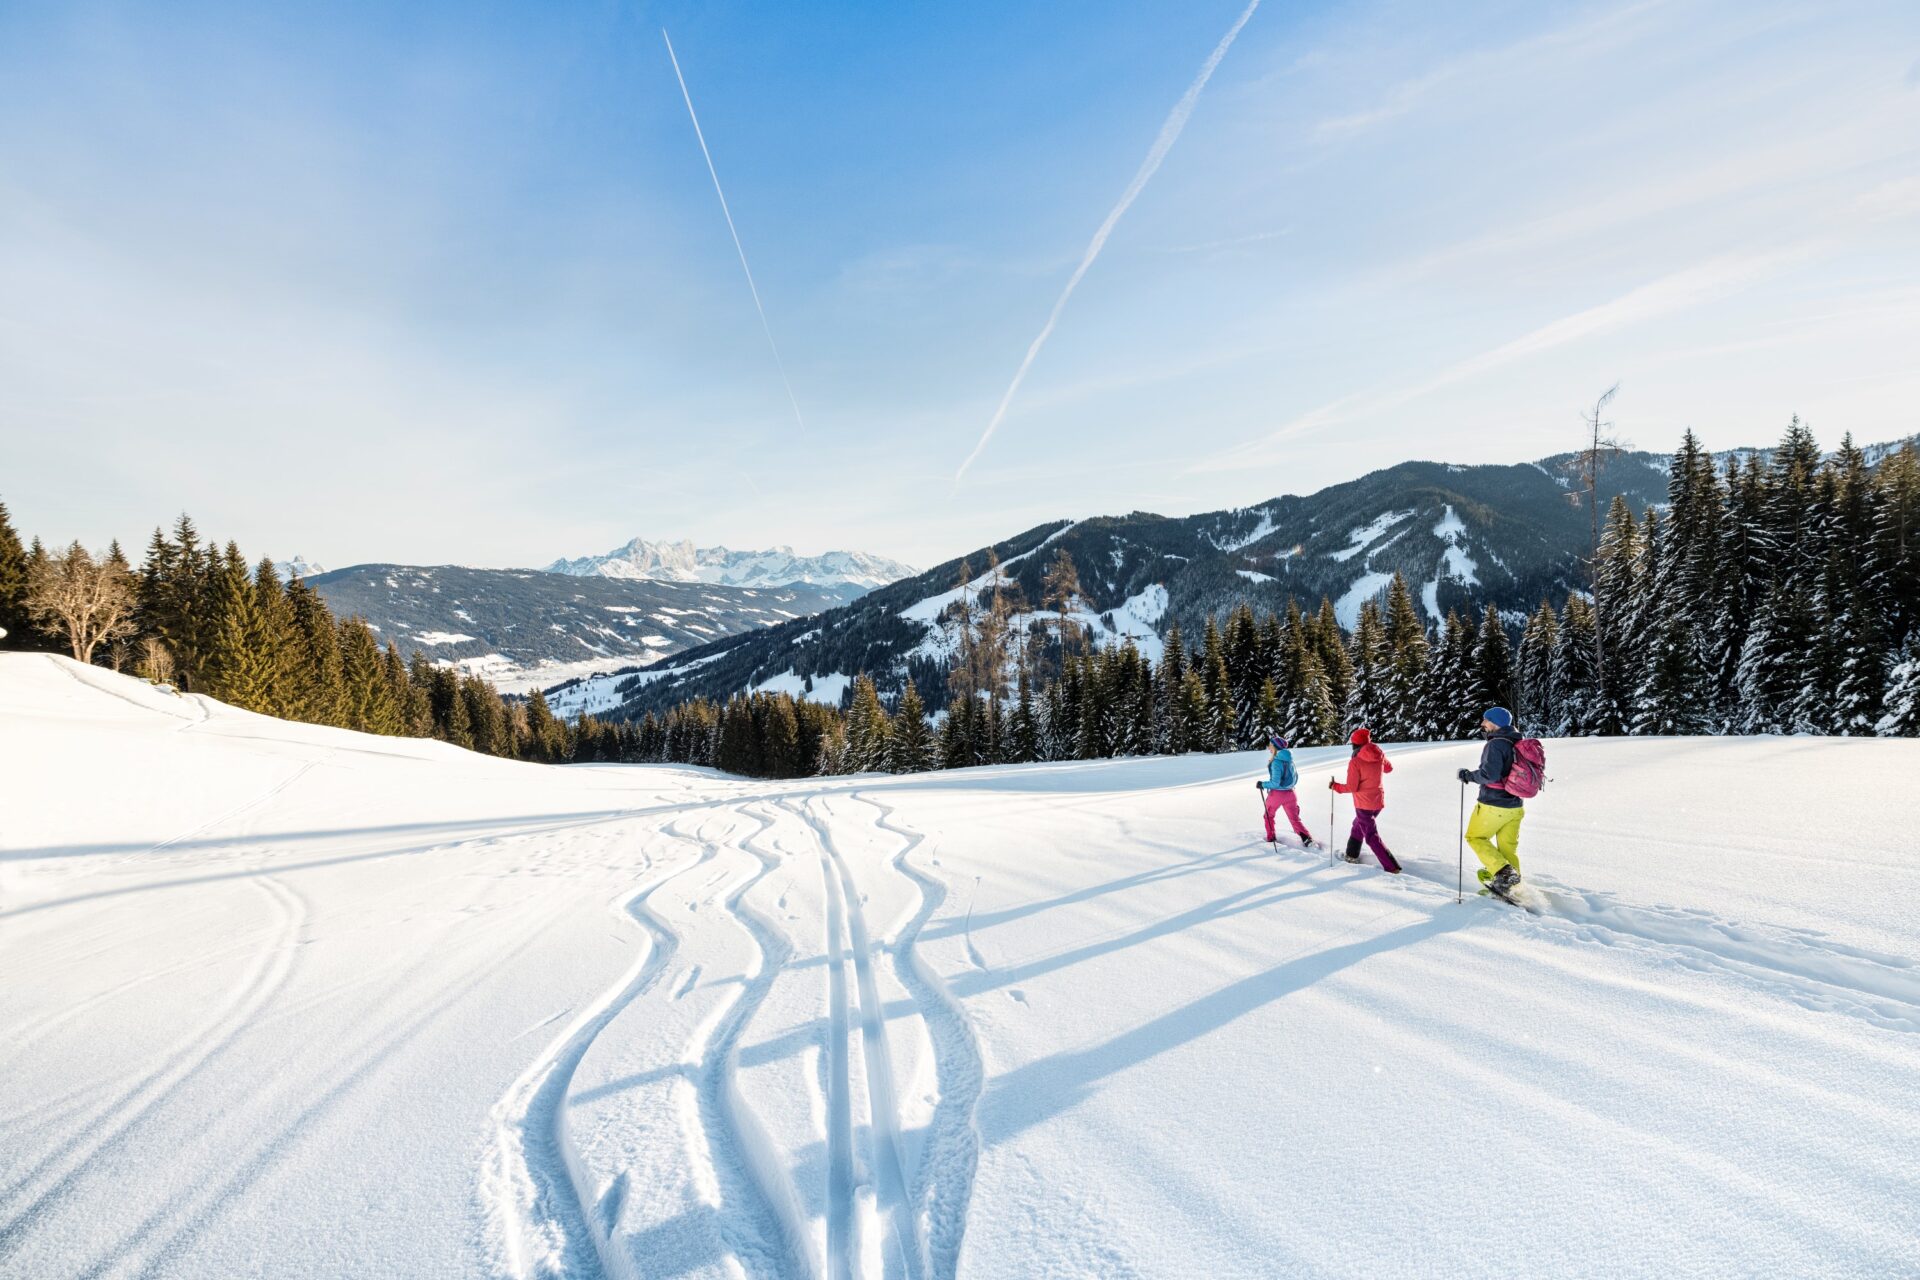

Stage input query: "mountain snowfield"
[
  {"left": 4, "top": 654, "right": 1918, "bottom": 1278},
  {"left": 547, "top": 539, "right": 917, "bottom": 593}
]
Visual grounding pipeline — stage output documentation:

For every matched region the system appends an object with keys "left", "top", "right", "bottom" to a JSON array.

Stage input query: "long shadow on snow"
[
  {"left": 978, "top": 908, "right": 1472, "bottom": 1147},
  {"left": 571, "top": 865, "right": 1343, "bottom": 1105}
]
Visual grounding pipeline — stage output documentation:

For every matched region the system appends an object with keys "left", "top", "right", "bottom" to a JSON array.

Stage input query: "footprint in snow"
[{"left": 1008, "top": 989, "right": 1028, "bottom": 1005}]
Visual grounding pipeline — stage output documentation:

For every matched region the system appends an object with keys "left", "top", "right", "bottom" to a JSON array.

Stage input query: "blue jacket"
[
  {"left": 1468, "top": 727, "right": 1524, "bottom": 809},
  {"left": 1264, "top": 750, "right": 1299, "bottom": 792}
]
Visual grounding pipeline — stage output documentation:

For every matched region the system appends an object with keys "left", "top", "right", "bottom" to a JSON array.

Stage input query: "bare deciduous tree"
[
  {"left": 26, "top": 542, "right": 139, "bottom": 663},
  {"left": 137, "top": 635, "right": 177, "bottom": 686},
  {"left": 1572, "top": 384, "right": 1630, "bottom": 711}
]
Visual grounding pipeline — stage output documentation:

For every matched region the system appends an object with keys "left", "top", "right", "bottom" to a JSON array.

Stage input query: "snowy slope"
[{"left": 4, "top": 654, "right": 1918, "bottom": 1278}]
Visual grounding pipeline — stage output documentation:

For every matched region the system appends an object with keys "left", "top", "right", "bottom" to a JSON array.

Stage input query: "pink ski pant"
[{"left": 1263, "top": 788, "right": 1309, "bottom": 841}]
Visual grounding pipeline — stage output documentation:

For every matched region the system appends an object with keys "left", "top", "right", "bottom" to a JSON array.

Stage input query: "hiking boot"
[
  {"left": 1489, "top": 865, "right": 1521, "bottom": 896},
  {"left": 1342, "top": 837, "right": 1363, "bottom": 864}
]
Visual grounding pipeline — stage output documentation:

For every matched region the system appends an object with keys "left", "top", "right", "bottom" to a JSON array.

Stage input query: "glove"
[
  {"left": 1457, "top": 768, "right": 1474, "bottom": 784},
  {"left": 1328, "top": 777, "right": 1338, "bottom": 790},
  {"left": 1255, "top": 781, "right": 1266, "bottom": 792}
]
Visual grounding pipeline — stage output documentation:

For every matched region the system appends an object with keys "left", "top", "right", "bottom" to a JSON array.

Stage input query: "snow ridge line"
[
  {"left": 795, "top": 797, "right": 928, "bottom": 1280},
  {"left": 481, "top": 843, "right": 688, "bottom": 1280},
  {"left": 675, "top": 807, "right": 810, "bottom": 1278},
  {"left": 0, "top": 876, "right": 306, "bottom": 1259},
  {"left": 856, "top": 793, "right": 984, "bottom": 1280}
]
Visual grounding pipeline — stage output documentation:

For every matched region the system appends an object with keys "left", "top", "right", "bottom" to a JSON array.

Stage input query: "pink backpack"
[{"left": 1501, "top": 738, "right": 1547, "bottom": 799}]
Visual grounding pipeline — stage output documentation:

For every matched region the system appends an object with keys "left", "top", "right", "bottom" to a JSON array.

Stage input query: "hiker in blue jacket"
[{"left": 1256, "top": 731, "right": 1315, "bottom": 847}]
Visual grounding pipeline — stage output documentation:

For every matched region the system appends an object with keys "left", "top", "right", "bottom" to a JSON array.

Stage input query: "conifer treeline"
[
  {"left": 0, "top": 511, "right": 573, "bottom": 762},
  {"left": 601, "top": 423, "right": 1920, "bottom": 776}
]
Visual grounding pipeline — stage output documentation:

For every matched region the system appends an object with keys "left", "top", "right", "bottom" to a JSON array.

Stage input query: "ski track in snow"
[
  {"left": 0, "top": 876, "right": 307, "bottom": 1263},
  {"left": 1294, "top": 837, "right": 1920, "bottom": 1035},
  {"left": 89, "top": 889, "right": 581, "bottom": 1280},
  {"left": 790, "top": 796, "right": 931, "bottom": 1280},
  {"left": 674, "top": 807, "right": 810, "bottom": 1280},
  {"left": 482, "top": 842, "right": 684, "bottom": 1280},
  {"left": 855, "top": 793, "right": 984, "bottom": 1280}
]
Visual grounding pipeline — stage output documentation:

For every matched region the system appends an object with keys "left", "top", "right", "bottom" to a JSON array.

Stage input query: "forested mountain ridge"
[{"left": 543, "top": 442, "right": 1694, "bottom": 719}]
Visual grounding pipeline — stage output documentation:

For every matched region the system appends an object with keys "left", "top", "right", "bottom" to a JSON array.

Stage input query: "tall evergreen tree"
[
  {"left": 0, "top": 499, "right": 34, "bottom": 647},
  {"left": 890, "top": 684, "right": 936, "bottom": 772},
  {"left": 1381, "top": 573, "right": 1429, "bottom": 740},
  {"left": 1473, "top": 605, "right": 1515, "bottom": 715},
  {"left": 1515, "top": 601, "right": 1560, "bottom": 730},
  {"left": 1345, "top": 600, "right": 1391, "bottom": 733}
]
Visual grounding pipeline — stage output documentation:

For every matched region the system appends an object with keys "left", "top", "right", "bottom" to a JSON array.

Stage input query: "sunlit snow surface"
[{"left": 3, "top": 653, "right": 1918, "bottom": 1279}]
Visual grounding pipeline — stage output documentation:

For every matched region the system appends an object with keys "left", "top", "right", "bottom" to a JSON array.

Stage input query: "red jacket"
[{"left": 1332, "top": 742, "right": 1392, "bottom": 810}]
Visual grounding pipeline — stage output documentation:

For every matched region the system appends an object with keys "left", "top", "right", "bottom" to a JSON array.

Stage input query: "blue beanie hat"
[
  {"left": 1483, "top": 706, "right": 1513, "bottom": 728},
  {"left": 1268, "top": 732, "right": 1289, "bottom": 750}
]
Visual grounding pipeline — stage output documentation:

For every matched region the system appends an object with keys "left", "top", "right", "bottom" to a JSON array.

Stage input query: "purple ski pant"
[{"left": 1350, "top": 807, "right": 1401, "bottom": 872}]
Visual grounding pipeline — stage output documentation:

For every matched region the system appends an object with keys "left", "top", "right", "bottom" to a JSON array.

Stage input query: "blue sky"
[{"left": 5, "top": 0, "right": 1919, "bottom": 570}]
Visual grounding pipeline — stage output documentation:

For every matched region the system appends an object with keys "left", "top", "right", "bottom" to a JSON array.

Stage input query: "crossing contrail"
[
  {"left": 954, "top": 0, "right": 1262, "bottom": 483},
  {"left": 662, "top": 27, "right": 806, "bottom": 432}
]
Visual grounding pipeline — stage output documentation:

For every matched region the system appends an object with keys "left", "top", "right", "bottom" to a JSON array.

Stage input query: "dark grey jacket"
[{"left": 1468, "top": 727, "right": 1524, "bottom": 809}]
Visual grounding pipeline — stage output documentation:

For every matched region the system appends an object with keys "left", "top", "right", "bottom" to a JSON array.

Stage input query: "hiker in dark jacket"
[{"left": 1458, "top": 706, "right": 1525, "bottom": 894}]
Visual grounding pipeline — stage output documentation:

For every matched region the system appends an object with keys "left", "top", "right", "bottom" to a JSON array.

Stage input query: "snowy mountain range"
[
  {"left": 304, "top": 564, "right": 851, "bottom": 694},
  {"left": 545, "top": 538, "right": 916, "bottom": 592},
  {"left": 275, "top": 555, "right": 327, "bottom": 581},
  {"left": 546, "top": 436, "right": 1917, "bottom": 721}
]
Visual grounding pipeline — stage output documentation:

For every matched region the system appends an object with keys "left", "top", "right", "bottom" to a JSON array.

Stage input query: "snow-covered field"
[{"left": 4, "top": 653, "right": 1918, "bottom": 1278}]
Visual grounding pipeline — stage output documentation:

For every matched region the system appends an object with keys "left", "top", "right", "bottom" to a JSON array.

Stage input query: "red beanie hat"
[{"left": 1349, "top": 727, "right": 1372, "bottom": 745}]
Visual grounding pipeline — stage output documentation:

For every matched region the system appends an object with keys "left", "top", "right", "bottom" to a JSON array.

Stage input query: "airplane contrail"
[
  {"left": 954, "top": 0, "right": 1262, "bottom": 483},
  {"left": 662, "top": 28, "right": 806, "bottom": 432}
]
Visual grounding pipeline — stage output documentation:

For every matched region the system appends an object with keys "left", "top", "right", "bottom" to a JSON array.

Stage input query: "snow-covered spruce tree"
[
  {"left": 1345, "top": 600, "right": 1391, "bottom": 733},
  {"left": 1310, "top": 597, "right": 1354, "bottom": 715},
  {"left": 1873, "top": 443, "right": 1920, "bottom": 648},
  {"left": 843, "top": 675, "right": 892, "bottom": 772},
  {"left": 1875, "top": 635, "right": 1920, "bottom": 736},
  {"left": 1473, "top": 604, "right": 1515, "bottom": 715},
  {"left": 1277, "top": 607, "right": 1336, "bottom": 746},
  {"left": 1590, "top": 497, "right": 1644, "bottom": 734},
  {"left": 1225, "top": 603, "right": 1263, "bottom": 745},
  {"left": 937, "top": 695, "right": 974, "bottom": 769},
  {"left": 1659, "top": 431, "right": 1732, "bottom": 728},
  {"left": 1179, "top": 667, "right": 1210, "bottom": 750},
  {"left": 1382, "top": 573, "right": 1429, "bottom": 740},
  {"left": 889, "top": 684, "right": 936, "bottom": 773},
  {"left": 1204, "top": 645, "right": 1235, "bottom": 752},
  {"left": 1516, "top": 600, "right": 1559, "bottom": 730},
  {"left": 1634, "top": 612, "right": 1713, "bottom": 735},
  {"left": 1006, "top": 673, "right": 1039, "bottom": 764},
  {"left": 1822, "top": 437, "right": 1890, "bottom": 735},
  {"left": 1153, "top": 623, "right": 1189, "bottom": 753},
  {"left": 1552, "top": 594, "right": 1602, "bottom": 736},
  {"left": 1255, "top": 677, "right": 1281, "bottom": 740}
]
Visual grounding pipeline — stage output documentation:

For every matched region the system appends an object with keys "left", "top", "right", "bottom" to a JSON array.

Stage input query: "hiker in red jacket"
[{"left": 1329, "top": 727, "right": 1401, "bottom": 873}]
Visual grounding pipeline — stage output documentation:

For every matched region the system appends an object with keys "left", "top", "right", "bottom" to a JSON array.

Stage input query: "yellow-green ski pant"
[{"left": 1466, "top": 803, "right": 1524, "bottom": 880}]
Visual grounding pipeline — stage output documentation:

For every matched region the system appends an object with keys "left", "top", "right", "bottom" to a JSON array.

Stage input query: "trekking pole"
[
  {"left": 1456, "top": 780, "right": 1466, "bottom": 904},
  {"left": 1328, "top": 784, "right": 1335, "bottom": 868}
]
